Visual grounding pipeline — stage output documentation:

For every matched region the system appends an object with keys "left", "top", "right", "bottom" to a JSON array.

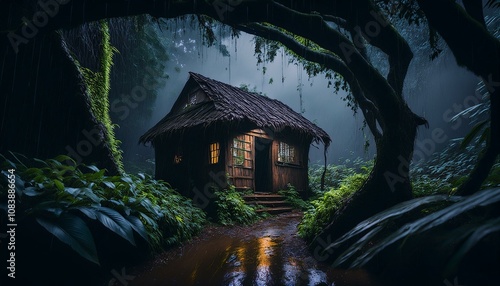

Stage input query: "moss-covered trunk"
[{"left": 0, "top": 30, "right": 120, "bottom": 174}]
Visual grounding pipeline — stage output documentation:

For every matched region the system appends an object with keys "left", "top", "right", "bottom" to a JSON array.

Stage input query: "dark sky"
[{"left": 137, "top": 20, "right": 479, "bottom": 167}]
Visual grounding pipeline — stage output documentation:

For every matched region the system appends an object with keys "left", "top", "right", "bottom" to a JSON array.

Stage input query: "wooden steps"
[{"left": 243, "top": 193, "right": 293, "bottom": 214}]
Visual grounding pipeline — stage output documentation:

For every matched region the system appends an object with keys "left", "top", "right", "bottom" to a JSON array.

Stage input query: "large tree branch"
[
  {"left": 239, "top": 22, "right": 383, "bottom": 141},
  {"left": 462, "top": 0, "right": 487, "bottom": 28},
  {"left": 416, "top": 0, "right": 500, "bottom": 79},
  {"left": 1, "top": 0, "right": 426, "bottom": 132},
  {"left": 275, "top": 0, "right": 414, "bottom": 98},
  {"left": 417, "top": 0, "right": 500, "bottom": 195}
]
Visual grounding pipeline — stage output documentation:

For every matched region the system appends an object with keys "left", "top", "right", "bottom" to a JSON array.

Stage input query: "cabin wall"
[
  {"left": 224, "top": 129, "right": 311, "bottom": 193},
  {"left": 154, "top": 130, "right": 229, "bottom": 199},
  {"left": 202, "top": 133, "right": 228, "bottom": 192},
  {"left": 154, "top": 136, "right": 192, "bottom": 196},
  {"left": 270, "top": 137, "right": 311, "bottom": 192},
  {"left": 155, "top": 129, "right": 312, "bottom": 196}
]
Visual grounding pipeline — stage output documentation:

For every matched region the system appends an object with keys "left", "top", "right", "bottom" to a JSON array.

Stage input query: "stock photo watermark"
[
  {"left": 339, "top": 10, "right": 389, "bottom": 64},
  {"left": 108, "top": 267, "right": 135, "bottom": 286},
  {"left": 384, "top": 74, "right": 500, "bottom": 192},
  {"left": 443, "top": 276, "right": 465, "bottom": 286},
  {"left": 110, "top": 66, "right": 164, "bottom": 121},
  {"left": 4, "top": 169, "right": 17, "bottom": 279},
  {"left": 7, "top": 0, "right": 71, "bottom": 53},
  {"left": 212, "top": 0, "right": 243, "bottom": 21}
]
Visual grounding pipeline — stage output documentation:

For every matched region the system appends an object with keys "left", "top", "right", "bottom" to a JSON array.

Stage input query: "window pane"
[
  {"left": 278, "top": 142, "right": 296, "bottom": 164},
  {"left": 209, "top": 142, "right": 220, "bottom": 164}
]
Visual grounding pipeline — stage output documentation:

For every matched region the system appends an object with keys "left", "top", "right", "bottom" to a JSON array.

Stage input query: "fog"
[{"left": 118, "top": 19, "right": 480, "bottom": 170}]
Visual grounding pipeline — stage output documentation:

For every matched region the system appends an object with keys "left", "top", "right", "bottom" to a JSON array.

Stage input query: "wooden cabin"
[{"left": 140, "top": 72, "right": 330, "bottom": 196}]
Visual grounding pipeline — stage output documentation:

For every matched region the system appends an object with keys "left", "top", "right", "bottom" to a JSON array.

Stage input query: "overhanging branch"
[{"left": 238, "top": 22, "right": 383, "bottom": 141}]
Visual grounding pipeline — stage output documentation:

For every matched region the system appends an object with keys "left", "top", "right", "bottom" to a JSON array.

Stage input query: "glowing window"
[
  {"left": 174, "top": 154, "right": 182, "bottom": 164},
  {"left": 278, "top": 142, "right": 296, "bottom": 164},
  {"left": 209, "top": 142, "right": 220, "bottom": 164}
]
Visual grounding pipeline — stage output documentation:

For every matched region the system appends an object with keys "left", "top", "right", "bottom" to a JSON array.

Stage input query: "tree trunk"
[
  {"left": 310, "top": 105, "right": 417, "bottom": 262},
  {"left": 0, "top": 31, "right": 120, "bottom": 174},
  {"left": 416, "top": 0, "right": 500, "bottom": 195}
]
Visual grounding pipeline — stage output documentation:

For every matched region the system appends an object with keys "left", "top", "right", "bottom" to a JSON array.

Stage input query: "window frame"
[
  {"left": 277, "top": 141, "right": 298, "bottom": 165},
  {"left": 209, "top": 142, "right": 220, "bottom": 165}
]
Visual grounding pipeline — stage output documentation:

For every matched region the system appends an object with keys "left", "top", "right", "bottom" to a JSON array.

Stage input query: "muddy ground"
[{"left": 125, "top": 211, "right": 378, "bottom": 286}]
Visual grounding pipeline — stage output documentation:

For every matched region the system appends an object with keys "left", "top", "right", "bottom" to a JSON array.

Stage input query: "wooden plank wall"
[
  {"left": 271, "top": 140, "right": 309, "bottom": 192},
  {"left": 227, "top": 133, "right": 255, "bottom": 191}
]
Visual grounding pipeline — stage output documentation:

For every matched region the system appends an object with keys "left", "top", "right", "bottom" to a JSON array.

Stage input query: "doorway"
[{"left": 255, "top": 137, "right": 272, "bottom": 192}]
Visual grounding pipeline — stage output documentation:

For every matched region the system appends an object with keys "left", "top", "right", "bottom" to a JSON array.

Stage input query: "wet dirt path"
[{"left": 128, "top": 211, "right": 378, "bottom": 286}]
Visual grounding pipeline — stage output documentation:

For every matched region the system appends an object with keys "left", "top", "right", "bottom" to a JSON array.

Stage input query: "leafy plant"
[
  {"left": 0, "top": 153, "right": 206, "bottom": 265},
  {"left": 410, "top": 138, "right": 500, "bottom": 196},
  {"left": 328, "top": 188, "right": 500, "bottom": 284},
  {"left": 278, "top": 184, "right": 310, "bottom": 211},
  {"left": 299, "top": 169, "right": 370, "bottom": 241},
  {"left": 213, "top": 185, "right": 258, "bottom": 225},
  {"left": 309, "top": 158, "right": 373, "bottom": 192}
]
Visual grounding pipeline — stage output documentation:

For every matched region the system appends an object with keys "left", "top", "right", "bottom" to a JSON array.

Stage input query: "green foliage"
[
  {"left": 309, "top": 158, "right": 373, "bottom": 192},
  {"left": 278, "top": 184, "right": 310, "bottom": 211},
  {"left": 0, "top": 153, "right": 206, "bottom": 265},
  {"left": 330, "top": 188, "right": 500, "bottom": 280},
  {"left": 78, "top": 20, "right": 123, "bottom": 172},
  {"left": 484, "top": 162, "right": 500, "bottom": 189},
  {"left": 213, "top": 185, "right": 258, "bottom": 225},
  {"left": 299, "top": 168, "right": 370, "bottom": 241},
  {"left": 411, "top": 138, "right": 500, "bottom": 196}
]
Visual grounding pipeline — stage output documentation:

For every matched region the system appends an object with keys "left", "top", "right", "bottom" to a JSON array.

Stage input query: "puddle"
[
  {"left": 130, "top": 213, "right": 379, "bottom": 286},
  {"left": 130, "top": 235, "right": 378, "bottom": 286}
]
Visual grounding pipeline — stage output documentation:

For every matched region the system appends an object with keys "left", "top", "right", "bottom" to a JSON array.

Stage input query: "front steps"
[{"left": 243, "top": 193, "right": 293, "bottom": 214}]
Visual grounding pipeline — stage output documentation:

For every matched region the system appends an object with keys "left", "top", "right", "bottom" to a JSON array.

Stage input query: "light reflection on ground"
[{"left": 130, "top": 212, "right": 378, "bottom": 286}]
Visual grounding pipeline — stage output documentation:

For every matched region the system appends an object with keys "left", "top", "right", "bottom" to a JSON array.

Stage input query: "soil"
[{"left": 123, "top": 211, "right": 379, "bottom": 286}]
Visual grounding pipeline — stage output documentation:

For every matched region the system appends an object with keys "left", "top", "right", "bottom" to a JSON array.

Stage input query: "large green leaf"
[
  {"left": 348, "top": 188, "right": 500, "bottom": 268},
  {"left": 75, "top": 206, "right": 98, "bottom": 220},
  {"left": 329, "top": 194, "right": 459, "bottom": 261},
  {"left": 444, "top": 217, "right": 500, "bottom": 275},
  {"left": 36, "top": 213, "right": 99, "bottom": 265},
  {"left": 95, "top": 206, "right": 136, "bottom": 246},
  {"left": 460, "top": 120, "right": 488, "bottom": 149},
  {"left": 126, "top": 215, "right": 150, "bottom": 243},
  {"left": 23, "top": 187, "right": 44, "bottom": 197}
]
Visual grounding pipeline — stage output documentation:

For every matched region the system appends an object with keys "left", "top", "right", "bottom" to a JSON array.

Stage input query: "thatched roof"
[{"left": 140, "top": 72, "right": 331, "bottom": 146}]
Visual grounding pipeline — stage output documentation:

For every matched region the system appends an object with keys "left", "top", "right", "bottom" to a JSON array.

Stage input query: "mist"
[{"left": 115, "top": 18, "right": 479, "bottom": 171}]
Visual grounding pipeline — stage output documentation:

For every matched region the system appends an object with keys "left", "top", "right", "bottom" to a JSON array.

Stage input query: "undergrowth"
[
  {"left": 0, "top": 153, "right": 205, "bottom": 265},
  {"left": 213, "top": 185, "right": 259, "bottom": 225},
  {"left": 411, "top": 138, "right": 500, "bottom": 196},
  {"left": 309, "top": 158, "right": 372, "bottom": 191},
  {"left": 299, "top": 166, "right": 371, "bottom": 241},
  {"left": 278, "top": 184, "right": 310, "bottom": 211}
]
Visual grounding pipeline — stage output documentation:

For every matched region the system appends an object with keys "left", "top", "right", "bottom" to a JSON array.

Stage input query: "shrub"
[
  {"left": 213, "top": 185, "right": 258, "bottom": 225},
  {"left": 299, "top": 171, "right": 369, "bottom": 241},
  {"left": 0, "top": 153, "right": 206, "bottom": 266},
  {"left": 309, "top": 158, "right": 373, "bottom": 192},
  {"left": 278, "top": 184, "right": 310, "bottom": 211}
]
